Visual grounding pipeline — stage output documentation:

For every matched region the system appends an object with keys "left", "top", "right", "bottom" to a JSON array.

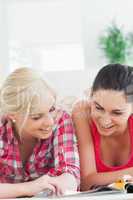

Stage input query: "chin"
[
  {"left": 100, "top": 131, "right": 114, "bottom": 137},
  {"left": 39, "top": 132, "right": 53, "bottom": 139}
]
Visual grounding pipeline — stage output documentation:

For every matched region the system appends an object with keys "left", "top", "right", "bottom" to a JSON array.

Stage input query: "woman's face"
[
  {"left": 91, "top": 89, "right": 132, "bottom": 136},
  {"left": 13, "top": 98, "right": 56, "bottom": 140}
]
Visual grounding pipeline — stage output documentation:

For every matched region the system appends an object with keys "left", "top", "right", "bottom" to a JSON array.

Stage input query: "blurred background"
[{"left": 0, "top": 0, "right": 133, "bottom": 97}]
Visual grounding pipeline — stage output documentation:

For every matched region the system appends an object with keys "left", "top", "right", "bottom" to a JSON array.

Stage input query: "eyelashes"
[
  {"left": 95, "top": 106, "right": 123, "bottom": 116},
  {"left": 49, "top": 106, "right": 55, "bottom": 113},
  {"left": 95, "top": 106, "right": 103, "bottom": 111}
]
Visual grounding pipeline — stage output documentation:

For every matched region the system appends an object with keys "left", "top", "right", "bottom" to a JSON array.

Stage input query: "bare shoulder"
[
  {"left": 72, "top": 99, "right": 90, "bottom": 112},
  {"left": 72, "top": 99, "right": 90, "bottom": 120},
  {"left": 72, "top": 100, "right": 92, "bottom": 142}
]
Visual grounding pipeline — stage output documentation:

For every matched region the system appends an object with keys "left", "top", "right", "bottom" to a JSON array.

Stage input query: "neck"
[
  {"left": 13, "top": 125, "right": 37, "bottom": 145},
  {"left": 103, "top": 127, "right": 129, "bottom": 142},
  {"left": 20, "top": 132, "right": 39, "bottom": 146}
]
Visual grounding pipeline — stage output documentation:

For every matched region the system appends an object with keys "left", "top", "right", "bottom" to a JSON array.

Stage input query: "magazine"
[
  {"left": 34, "top": 185, "right": 124, "bottom": 198},
  {"left": 33, "top": 175, "right": 133, "bottom": 198}
]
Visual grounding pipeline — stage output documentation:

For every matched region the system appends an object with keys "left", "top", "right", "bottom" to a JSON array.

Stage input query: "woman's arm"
[
  {"left": 48, "top": 110, "right": 80, "bottom": 194},
  {"left": 72, "top": 100, "right": 133, "bottom": 191},
  {"left": 81, "top": 167, "right": 133, "bottom": 190},
  {"left": 72, "top": 100, "right": 97, "bottom": 190},
  {"left": 0, "top": 182, "right": 29, "bottom": 198},
  {"left": 0, "top": 175, "right": 56, "bottom": 198}
]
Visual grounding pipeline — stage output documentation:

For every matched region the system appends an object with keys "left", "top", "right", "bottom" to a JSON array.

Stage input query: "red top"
[{"left": 90, "top": 115, "right": 133, "bottom": 172}]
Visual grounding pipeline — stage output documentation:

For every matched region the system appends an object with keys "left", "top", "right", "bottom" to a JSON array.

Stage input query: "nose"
[
  {"left": 100, "top": 113, "right": 112, "bottom": 126},
  {"left": 43, "top": 114, "right": 54, "bottom": 128}
]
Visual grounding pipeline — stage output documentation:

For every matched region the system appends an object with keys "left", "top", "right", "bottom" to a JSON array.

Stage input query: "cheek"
[
  {"left": 119, "top": 116, "right": 129, "bottom": 124},
  {"left": 91, "top": 112, "right": 99, "bottom": 124},
  {"left": 112, "top": 116, "right": 128, "bottom": 127},
  {"left": 24, "top": 121, "right": 41, "bottom": 132},
  {"left": 91, "top": 106, "right": 100, "bottom": 119},
  {"left": 31, "top": 121, "right": 43, "bottom": 130}
]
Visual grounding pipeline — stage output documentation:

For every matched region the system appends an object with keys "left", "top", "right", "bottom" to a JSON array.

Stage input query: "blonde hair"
[{"left": 0, "top": 67, "right": 56, "bottom": 116}]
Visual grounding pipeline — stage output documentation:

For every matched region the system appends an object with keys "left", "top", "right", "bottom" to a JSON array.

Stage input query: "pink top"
[
  {"left": 90, "top": 115, "right": 133, "bottom": 172},
  {"left": 0, "top": 110, "right": 80, "bottom": 184}
]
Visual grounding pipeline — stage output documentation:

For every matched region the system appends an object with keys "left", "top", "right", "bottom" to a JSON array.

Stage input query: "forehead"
[
  {"left": 30, "top": 93, "right": 55, "bottom": 115},
  {"left": 92, "top": 89, "right": 127, "bottom": 108}
]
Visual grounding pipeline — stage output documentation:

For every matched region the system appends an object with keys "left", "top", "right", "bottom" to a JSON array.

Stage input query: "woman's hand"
[
  {"left": 72, "top": 99, "right": 91, "bottom": 120},
  {"left": 25, "top": 175, "right": 56, "bottom": 197},
  {"left": 48, "top": 176, "right": 67, "bottom": 196},
  {"left": 0, "top": 174, "right": 77, "bottom": 198},
  {"left": 48, "top": 173, "right": 77, "bottom": 196}
]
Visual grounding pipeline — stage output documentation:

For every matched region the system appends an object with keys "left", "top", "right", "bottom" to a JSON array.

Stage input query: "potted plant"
[{"left": 99, "top": 22, "right": 133, "bottom": 64}]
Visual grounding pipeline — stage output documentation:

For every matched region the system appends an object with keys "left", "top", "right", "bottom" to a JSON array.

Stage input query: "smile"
[
  {"left": 101, "top": 125, "right": 114, "bottom": 129},
  {"left": 40, "top": 128, "right": 52, "bottom": 132}
]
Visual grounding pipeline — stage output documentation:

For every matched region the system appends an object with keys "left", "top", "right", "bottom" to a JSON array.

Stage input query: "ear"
[{"left": 7, "top": 114, "right": 16, "bottom": 122}]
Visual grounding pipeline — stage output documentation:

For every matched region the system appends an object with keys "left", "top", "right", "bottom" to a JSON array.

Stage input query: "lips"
[
  {"left": 42, "top": 128, "right": 51, "bottom": 131},
  {"left": 101, "top": 125, "right": 114, "bottom": 129},
  {"left": 40, "top": 127, "right": 52, "bottom": 134},
  {"left": 98, "top": 124, "right": 116, "bottom": 133},
  {"left": 38, "top": 128, "right": 53, "bottom": 139}
]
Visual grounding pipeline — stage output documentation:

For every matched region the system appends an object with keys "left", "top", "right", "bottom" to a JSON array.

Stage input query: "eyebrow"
[{"left": 94, "top": 101, "right": 125, "bottom": 112}]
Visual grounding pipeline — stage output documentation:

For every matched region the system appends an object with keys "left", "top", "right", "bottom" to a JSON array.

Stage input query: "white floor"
[{"left": 7, "top": 193, "right": 133, "bottom": 200}]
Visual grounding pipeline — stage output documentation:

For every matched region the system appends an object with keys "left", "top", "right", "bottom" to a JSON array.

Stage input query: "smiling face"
[
  {"left": 90, "top": 89, "right": 133, "bottom": 137},
  {"left": 13, "top": 95, "right": 56, "bottom": 141}
]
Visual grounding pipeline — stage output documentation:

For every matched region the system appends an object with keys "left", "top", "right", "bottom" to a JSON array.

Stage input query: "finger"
[
  {"left": 48, "top": 177, "right": 66, "bottom": 196},
  {"left": 53, "top": 184, "right": 63, "bottom": 197},
  {"left": 58, "top": 187, "right": 65, "bottom": 196},
  {"left": 44, "top": 184, "right": 56, "bottom": 196},
  {"left": 50, "top": 182, "right": 65, "bottom": 197}
]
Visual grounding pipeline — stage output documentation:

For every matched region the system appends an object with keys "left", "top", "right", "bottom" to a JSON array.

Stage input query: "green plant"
[{"left": 99, "top": 23, "right": 130, "bottom": 64}]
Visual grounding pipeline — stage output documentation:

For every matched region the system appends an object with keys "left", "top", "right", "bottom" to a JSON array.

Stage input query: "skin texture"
[{"left": 72, "top": 89, "right": 133, "bottom": 190}]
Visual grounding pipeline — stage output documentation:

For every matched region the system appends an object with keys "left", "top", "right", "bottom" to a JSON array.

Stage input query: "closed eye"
[
  {"left": 94, "top": 101, "right": 104, "bottom": 111},
  {"left": 49, "top": 106, "right": 55, "bottom": 113},
  {"left": 31, "top": 114, "right": 43, "bottom": 120},
  {"left": 95, "top": 105, "right": 104, "bottom": 111},
  {"left": 112, "top": 112, "right": 123, "bottom": 115}
]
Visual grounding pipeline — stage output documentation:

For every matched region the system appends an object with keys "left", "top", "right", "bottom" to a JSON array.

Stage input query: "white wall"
[
  {"left": 0, "top": 0, "right": 9, "bottom": 77},
  {"left": 0, "top": 0, "right": 133, "bottom": 96},
  {"left": 7, "top": 0, "right": 82, "bottom": 43},
  {"left": 45, "top": 69, "right": 99, "bottom": 97}
]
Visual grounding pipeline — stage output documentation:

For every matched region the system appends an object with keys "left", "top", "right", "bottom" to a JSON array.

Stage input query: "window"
[
  {"left": 9, "top": 42, "right": 84, "bottom": 72},
  {"left": 7, "top": 0, "right": 84, "bottom": 72}
]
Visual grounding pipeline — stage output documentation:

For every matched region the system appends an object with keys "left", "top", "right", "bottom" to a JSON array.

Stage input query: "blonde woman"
[{"left": 0, "top": 67, "right": 80, "bottom": 198}]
